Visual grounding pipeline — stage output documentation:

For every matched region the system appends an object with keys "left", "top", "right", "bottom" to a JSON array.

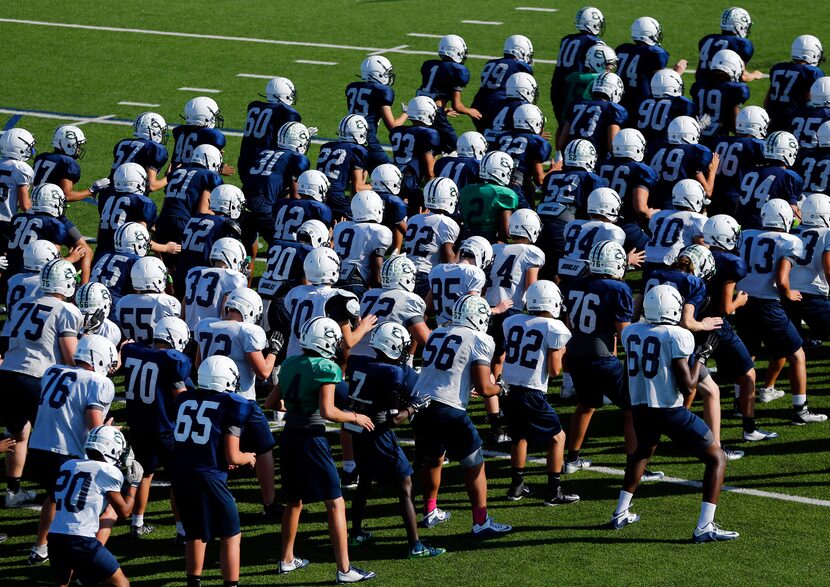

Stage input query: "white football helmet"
[
  {"left": 264, "top": 76, "right": 297, "bottom": 105},
  {"left": 564, "top": 139, "right": 598, "bottom": 171},
  {"left": 338, "top": 114, "right": 369, "bottom": 146},
  {"left": 667, "top": 116, "right": 701, "bottom": 145},
  {"left": 41, "top": 259, "right": 78, "bottom": 297},
  {"left": 720, "top": 7, "right": 752, "bottom": 38},
  {"left": 406, "top": 96, "right": 438, "bottom": 125},
  {"left": 52, "top": 125, "right": 87, "bottom": 159},
  {"left": 672, "top": 179, "right": 707, "bottom": 213},
  {"left": 277, "top": 122, "right": 311, "bottom": 154},
  {"left": 361, "top": 55, "right": 395, "bottom": 85},
  {"left": 184, "top": 96, "right": 223, "bottom": 128},
  {"left": 735, "top": 106, "right": 769, "bottom": 139},
  {"left": 650, "top": 69, "right": 684, "bottom": 98},
  {"left": 153, "top": 316, "right": 190, "bottom": 352},
  {"left": 760, "top": 198, "right": 794, "bottom": 231},
  {"left": 438, "top": 34, "right": 468, "bottom": 64},
  {"left": 710, "top": 49, "right": 744, "bottom": 82},
  {"left": 506, "top": 72, "right": 539, "bottom": 104},
  {"left": 370, "top": 164, "right": 403, "bottom": 195},
  {"left": 210, "top": 237, "right": 247, "bottom": 272},
  {"left": 191, "top": 144, "right": 223, "bottom": 172},
  {"left": 456, "top": 131, "right": 488, "bottom": 160},
  {"left": 679, "top": 244, "right": 716, "bottom": 280},
  {"left": 133, "top": 112, "right": 168, "bottom": 144},
  {"left": 0, "top": 128, "right": 36, "bottom": 161},
  {"left": 131, "top": 256, "right": 168, "bottom": 293},
  {"left": 209, "top": 184, "right": 245, "bottom": 219},
  {"left": 587, "top": 187, "right": 622, "bottom": 221},
  {"left": 299, "top": 316, "right": 343, "bottom": 359},
  {"left": 452, "top": 294, "right": 491, "bottom": 332},
  {"left": 113, "top": 162, "right": 148, "bottom": 194},
  {"left": 809, "top": 76, "right": 830, "bottom": 107},
  {"left": 297, "top": 219, "right": 330, "bottom": 248},
  {"left": 224, "top": 287, "right": 263, "bottom": 324},
  {"left": 198, "top": 355, "right": 240, "bottom": 392},
  {"left": 504, "top": 34, "right": 534, "bottom": 64},
  {"left": 589, "top": 240, "right": 627, "bottom": 279},
  {"left": 800, "top": 193, "right": 830, "bottom": 228},
  {"left": 370, "top": 321, "right": 412, "bottom": 362},
  {"left": 703, "top": 214, "right": 741, "bottom": 251},
  {"left": 513, "top": 104, "right": 546, "bottom": 134},
  {"left": 585, "top": 44, "right": 618, "bottom": 73},
  {"left": 76, "top": 282, "right": 113, "bottom": 319},
  {"left": 791, "top": 35, "right": 824, "bottom": 66},
  {"left": 764, "top": 131, "right": 799, "bottom": 167},
  {"left": 85, "top": 425, "right": 128, "bottom": 465},
  {"left": 297, "top": 170, "right": 331, "bottom": 202},
  {"left": 304, "top": 247, "right": 340, "bottom": 285},
  {"left": 74, "top": 334, "right": 118, "bottom": 375},
  {"left": 381, "top": 255, "right": 416, "bottom": 292},
  {"left": 23, "top": 240, "right": 58, "bottom": 272},
  {"left": 423, "top": 177, "right": 459, "bottom": 214},
  {"left": 508, "top": 209, "right": 542, "bottom": 243},
  {"left": 351, "top": 190, "right": 384, "bottom": 223},
  {"left": 592, "top": 72, "right": 624, "bottom": 103},
  {"left": 459, "top": 236, "right": 494, "bottom": 269},
  {"left": 479, "top": 150, "right": 515, "bottom": 186},
  {"left": 525, "top": 280, "right": 563, "bottom": 318},
  {"left": 643, "top": 284, "right": 683, "bottom": 325},
  {"left": 31, "top": 183, "right": 66, "bottom": 217},
  {"left": 631, "top": 16, "right": 662, "bottom": 45},
  {"left": 575, "top": 6, "right": 605, "bottom": 35},
  {"left": 817, "top": 120, "right": 830, "bottom": 148},
  {"left": 612, "top": 128, "right": 647, "bottom": 162}
]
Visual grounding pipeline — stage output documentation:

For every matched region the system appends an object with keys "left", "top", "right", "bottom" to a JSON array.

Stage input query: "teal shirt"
[{"left": 280, "top": 354, "right": 342, "bottom": 431}]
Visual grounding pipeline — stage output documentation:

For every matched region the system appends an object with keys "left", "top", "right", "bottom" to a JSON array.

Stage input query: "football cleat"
[
  {"left": 28, "top": 546, "right": 48, "bottom": 566},
  {"left": 336, "top": 565, "right": 376, "bottom": 584},
  {"left": 742, "top": 428, "right": 779, "bottom": 442},
  {"left": 278, "top": 557, "right": 310, "bottom": 575},
  {"left": 723, "top": 447, "right": 745, "bottom": 461},
  {"left": 130, "top": 524, "right": 154, "bottom": 539},
  {"left": 640, "top": 469, "right": 665, "bottom": 482},
  {"left": 340, "top": 469, "right": 359, "bottom": 489},
  {"left": 262, "top": 501, "right": 285, "bottom": 520},
  {"left": 349, "top": 529, "right": 374, "bottom": 547},
  {"left": 757, "top": 387, "right": 786, "bottom": 403},
  {"left": 611, "top": 509, "right": 639, "bottom": 530},
  {"left": 693, "top": 522, "right": 739, "bottom": 543},
  {"left": 543, "top": 487, "right": 580, "bottom": 507},
  {"left": 420, "top": 507, "right": 451, "bottom": 529},
  {"left": 792, "top": 405, "right": 828, "bottom": 425},
  {"left": 408, "top": 541, "right": 446, "bottom": 559},
  {"left": 472, "top": 516, "right": 512, "bottom": 538},
  {"left": 507, "top": 481, "right": 533, "bottom": 501},
  {"left": 564, "top": 457, "right": 592, "bottom": 474},
  {"left": 6, "top": 488, "right": 38, "bottom": 508}
]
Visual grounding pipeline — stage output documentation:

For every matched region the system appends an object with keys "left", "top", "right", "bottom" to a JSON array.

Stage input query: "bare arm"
[
  {"left": 632, "top": 186, "right": 658, "bottom": 221},
  {"left": 319, "top": 383, "right": 374, "bottom": 429},
  {"left": 556, "top": 123, "right": 571, "bottom": 152},
  {"left": 498, "top": 209, "right": 511, "bottom": 243},
  {"left": 106, "top": 488, "right": 136, "bottom": 519},
  {"left": 264, "top": 383, "right": 281, "bottom": 410},
  {"left": 472, "top": 363, "right": 502, "bottom": 397},
  {"left": 340, "top": 314, "right": 378, "bottom": 350},
  {"left": 547, "top": 348, "right": 565, "bottom": 377},
  {"left": 370, "top": 253, "right": 384, "bottom": 287},
  {"left": 671, "top": 356, "right": 701, "bottom": 398},
  {"left": 607, "top": 124, "right": 621, "bottom": 154},
  {"left": 84, "top": 407, "right": 105, "bottom": 430},
  {"left": 380, "top": 105, "right": 408, "bottom": 131},
  {"left": 775, "top": 258, "right": 801, "bottom": 301},
  {"left": 351, "top": 169, "right": 371, "bottom": 193},
  {"left": 524, "top": 266, "right": 539, "bottom": 291},
  {"left": 74, "top": 238, "right": 93, "bottom": 284},
  {"left": 422, "top": 152, "right": 436, "bottom": 179},
  {"left": 59, "top": 335, "right": 77, "bottom": 366},
  {"left": 440, "top": 242, "right": 456, "bottom": 263},
  {"left": 409, "top": 321, "right": 431, "bottom": 347},
  {"left": 679, "top": 303, "right": 723, "bottom": 332},
  {"left": 17, "top": 185, "right": 31, "bottom": 211},
  {"left": 450, "top": 90, "right": 481, "bottom": 120},
  {"left": 146, "top": 168, "right": 167, "bottom": 193},
  {"left": 392, "top": 220, "right": 406, "bottom": 253},
  {"left": 719, "top": 280, "right": 748, "bottom": 315},
  {"left": 696, "top": 151, "right": 719, "bottom": 196},
  {"left": 246, "top": 350, "right": 277, "bottom": 380},
  {"left": 224, "top": 434, "right": 256, "bottom": 467},
  {"left": 196, "top": 190, "right": 211, "bottom": 215},
  {"left": 58, "top": 178, "right": 93, "bottom": 203}
]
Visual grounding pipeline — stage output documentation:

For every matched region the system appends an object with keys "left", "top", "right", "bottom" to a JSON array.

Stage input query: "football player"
[
  {"left": 561, "top": 44, "right": 618, "bottom": 118},
  {"left": 471, "top": 35, "right": 534, "bottom": 135},
  {"left": 369, "top": 164, "right": 408, "bottom": 252},
  {"left": 635, "top": 69, "right": 697, "bottom": 147},
  {"left": 76, "top": 282, "right": 122, "bottom": 347},
  {"left": 435, "top": 131, "right": 486, "bottom": 190},
  {"left": 427, "top": 235, "right": 489, "bottom": 326},
  {"left": 502, "top": 280, "right": 579, "bottom": 506},
  {"left": 0, "top": 258, "right": 81, "bottom": 510},
  {"left": 557, "top": 72, "right": 627, "bottom": 160},
  {"left": 789, "top": 77, "right": 830, "bottom": 150},
  {"left": 333, "top": 191, "right": 393, "bottom": 298},
  {"left": 91, "top": 222, "right": 150, "bottom": 315},
  {"left": 115, "top": 256, "right": 181, "bottom": 344},
  {"left": 558, "top": 188, "right": 627, "bottom": 279},
  {"left": 0, "top": 128, "right": 36, "bottom": 250},
  {"left": 109, "top": 112, "right": 169, "bottom": 192},
  {"left": 691, "top": 49, "right": 750, "bottom": 140},
  {"left": 183, "top": 238, "right": 248, "bottom": 331},
  {"left": 695, "top": 7, "right": 763, "bottom": 83},
  {"left": 797, "top": 121, "right": 830, "bottom": 193},
  {"left": 171, "top": 97, "right": 229, "bottom": 171},
  {"left": 317, "top": 114, "right": 372, "bottom": 220},
  {"left": 264, "top": 318, "right": 377, "bottom": 583},
  {"left": 416, "top": 35, "right": 480, "bottom": 154},
  {"left": 272, "top": 169, "right": 333, "bottom": 244},
  {"left": 764, "top": 35, "right": 825, "bottom": 132},
  {"left": 643, "top": 180, "right": 708, "bottom": 271},
  {"left": 735, "top": 199, "right": 825, "bottom": 424},
  {"left": 389, "top": 96, "right": 441, "bottom": 215},
  {"left": 459, "top": 151, "right": 519, "bottom": 241},
  {"left": 345, "top": 323, "right": 444, "bottom": 559},
  {"left": 5, "top": 240, "right": 57, "bottom": 312},
  {"left": 482, "top": 72, "right": 539, "bottom": 143},
  {"left": 411, "top": 295, "right": 513, "bottom": 538},
  {"left": 33, "top": 125, "right": 110, "bottom": 202},
  {"left": 95, "top": 163, "right": 158, "bottom": 257},
  {"left": 614, "top": 285, "right": 738, "bottom": 543},
  {"left": 26, "top": 335, "right": 118, "bottom": 565}
]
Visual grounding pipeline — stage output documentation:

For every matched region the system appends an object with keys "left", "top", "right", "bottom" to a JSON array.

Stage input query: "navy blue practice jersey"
[
  {"left": 109, "top": 138, "right": 168, "bottom": 177},
  {"left": 97, "top": 191, "right": 157, "bottom": 253},
  {"left": 161, "top": 166, "right": 222, "bottom": 225},
  {"left": 123, "top": 343, "right": 192, "bottom": 434},
  {"left": 32, "top": 152, "right": 81, "bottom": 186},
  {"left": 171, "top": 125, "right": 227, "bottom": 168},
  {"left": 238, "top": 100, "right": 301, "bottom": 178}
]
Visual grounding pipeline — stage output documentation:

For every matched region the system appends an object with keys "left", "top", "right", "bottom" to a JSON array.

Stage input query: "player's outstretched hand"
[
  {"left": 220, "top": 163, "right": 236, "bottom": 177},
  {"left": 354, "top": 413, "right": 375, "bottom": 431},
  {"left": 493, "top": 299, "right": 514, "bottom": 315},
  {"left": 0, "top": 437, "right": 16, "bottom": 454},
  {"left": 627, "top": 248, "right": 646, "bottom": 268},
  {"left": 163, "top": 242, "right": 182, "bottom": 255},
  {"left": 700, "top": 316, "right": 724, "bottom": 331},
  {"left": 65, "top": 245, "right": 86, "bottom": 263},
  {"left": 467, "top": 108, "right": 482, "bottom": 121},
  {"left": 785, "top": 289, "right": 803, "bottom": 302},
  {"left": 709, "top": 151, "right": 720, "bottom": 172},
  {"left": 734, "top": 290, "right": 748, "bottom": 309},
  {"left": 672, "top": 59, "right": 688, "bottom": 75}
]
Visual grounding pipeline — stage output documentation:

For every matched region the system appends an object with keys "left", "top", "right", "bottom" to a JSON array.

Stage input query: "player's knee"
[
  {"left": 459, "top": 448, "right": 484, "bottom": 468},
  {"left": 552, "top": 429, "right": 566, "bottom": 445},
  {"left": 790, "top": 347, "right": 806, "bottom": 364}
]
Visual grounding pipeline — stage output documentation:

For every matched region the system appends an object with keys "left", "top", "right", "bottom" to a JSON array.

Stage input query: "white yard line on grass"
[
  {"left": 462, "top": 20, "right": 503, "bottom": 25},
  {"left": 72, "top": 114, "right": 116, "bottom": 126},
  {"left": 237, "top": 73, "right": 276, "bottom": 79},
  {"left": 294, "top": 59, "right": 338, "bottom": 66},
  {"left": 178, "top": 87, "right": 222, "bottom": 93},
  {"left": 407, "top": 33, "right": 445, "bottom": 39},
  {"left": 118, "top": 101, "right": 161, "bottom": 107},
  {"left": 368, "top": 44, "right": 409, "bottom": 57},
  {"left": 515, "top": 7, "right": 560, "bottom": 12}
]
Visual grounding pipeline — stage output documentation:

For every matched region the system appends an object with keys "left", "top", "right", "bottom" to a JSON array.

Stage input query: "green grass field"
[{"left": 1, "top": 1, "right": 830, "bottom": 585}]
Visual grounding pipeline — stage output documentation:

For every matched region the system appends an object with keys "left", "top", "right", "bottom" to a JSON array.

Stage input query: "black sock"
[
  {"left": 223, "top": 582, "right": 239, "bottom": 587},
  {"left": 566, "top": 450, "right": 580, "bottom": 463},
  {"left": 487, "top": 412, "right": 503, "bottom": 429},
  {"left": 511, "top": 467, "right": 524, "bottom": 486},
  {"left": 547, "top": 473, "right": 561, "bottom": 493},
  {"left": 7, "top": 477, "right": 21, "bottom": 493},
  {"left": 742, "top": 416, "right": 756, "bottom": 434},
  {"left": 187, "top": 575, "right": 202, "bottom": 587}
]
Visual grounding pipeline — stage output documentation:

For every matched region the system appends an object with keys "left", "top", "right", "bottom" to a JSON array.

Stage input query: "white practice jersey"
[
  {"left": 622, "top": 322, "right": 694, "bottom": 409},
  {"left": 283, "top": 284, "right": 356, "bottom": 358},
  {"left": 412, "top": 325, "right": 495, "bottom": 410},
  {"left": 789, "top": 227, "right": 830, "bottom": 296},
  {"left": 737, "top": 229, "right": 803, "bottom": 300},
  {"left": 0, "top": 295, "right": 82, "bottom": 377},
  {"left": 351, "top": 287, "right": 427, "bottom": 358},
  {"left": 92, "top": 319, "right": 122, "bottom": 347},
  {"left": 485, "top": 243, "right": 545, "bottom": 309},
  {"left": 6, "top": 271, "right": 39, "bottom": 310},
  {"left": 645, "top": 210, "right": 707, "bottom": 265},
  {"left": 333, "top": 221, "right": 393, "bottom": 283},
  {"left": 501, "top": 314, "right": 571, "bottom": 392},
  {"left": 183, "top": 266, "right": 247, "bottom": 331},
  {"left": 29, "top": 366, "right": 115, "bottom": 456},
  {"left": 559, "top": 220, "right": 625, "bottom": 277},
  {"left": 50, "top": 459, "right": 123, "bottom": 539},
  {"left": 428, "top": 263, "right": 486, "bottom": 325},
  {"left": 0, "top": 158, "right": 34, "bottom": 222},
  {"left": 195, "top": 318, "right": 266, "bottom": 400},
  {"left": 115, "top": 293, "right": 181, "bottom": 344},
  {"left": 404, "top": 212, "right": 460, "bottom": 274}
]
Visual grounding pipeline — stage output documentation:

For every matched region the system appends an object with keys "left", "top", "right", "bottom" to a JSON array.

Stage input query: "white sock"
[
  {"left": 792, "top": 394, "right": 806, "bottom": 408},
  {"left": 734, "top": 384, "right": 740, "bottom": 399},
  {"left": 175, "top": 522, "right": 185, "bottom": 535},
  {"left": 697, "top": 501, "right": 716, "bottom": 528},
  {"left": 562, "top": 372, "right": 574, "bottom": 391},
  {"left": 343, "top": 460, "right": 356, "bottom": 473},
  {"left": 32, "top": 543, "right": 48, "bottom": 556},
  {"left": 132, "top": 514, "right": 144, "bottom": 527},
  {"left": 614, "top": 491, "right": 633, "bottom": 516}
]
